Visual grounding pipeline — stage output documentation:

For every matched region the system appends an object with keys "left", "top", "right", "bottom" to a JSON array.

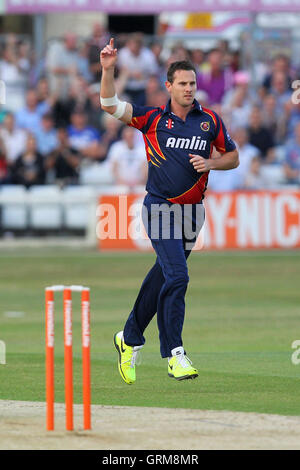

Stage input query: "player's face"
[{"left": 165, "top": 70, "right": 196, "bottom": 107}]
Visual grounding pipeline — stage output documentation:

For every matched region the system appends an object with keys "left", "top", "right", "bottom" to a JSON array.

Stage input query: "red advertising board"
[{"left": 97, "top": 191, "right": 300, "bottom": 251}]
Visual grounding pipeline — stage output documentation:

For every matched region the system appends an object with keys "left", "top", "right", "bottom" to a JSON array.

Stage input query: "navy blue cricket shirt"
[{"left": 129, "top": 99, "right": 236, "bottom": 204}]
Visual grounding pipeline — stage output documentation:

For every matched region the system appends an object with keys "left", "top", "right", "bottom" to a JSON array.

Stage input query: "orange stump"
[
  {"left": 63, "top": 287, "right": 73, "bottom": 431},
  {"left": 81, "top": 288, "right": 91, "bottom": 430},
  {"left": 45, "top": 288, "right": 55, "bottom": 431}
]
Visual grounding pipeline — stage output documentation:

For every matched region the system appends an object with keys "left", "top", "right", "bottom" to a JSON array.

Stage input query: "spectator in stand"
[
  {"left": 86, "top": 83, "right": 106, "bottom": 133},
  {"left": 208, "top": 127, "right": 259, "bottom": 191},
  {"left": 34, "top": 113, "right": 58, "bottom": 157},
  {"left": 269, "top": 71, "right": 292, "bottom": 111},
  {"left": 191, "top": 49, "right": 205, "bottom": 74},
  {"left": 15, "top": 89, "right": 50, "bottom": 133},
  {"left": 261, "top": 54, "right": 293, "bottom": 94},
  {"left": 52, "top": 91, "right": 76, "bottom": 128},
  {"left": 219, "top": 41, "right": 240, "bottom": 74},
  {"left": 145, "top": 75, "right": 163, "bottom": 106},
  {"left": 233, "top": 127, "right": 260, "bottom": 186},
  {"left": 197, "top": 48, "right": 233, "bottom": 105},
  {"left": 217, "top": 39, "right": 230, "bottom": 56},
  {"left": 28, "top": 46, "right": 46, "bottom": 88},
  {"left": 77, "top": 41, "right": 93, "bottom": 83},
  {"left": 0, "top": 136, "right": 8, "bottom": 184},
  {"left": 222, "top": 71, "right": 253, "bottom": 131},
  {"left": 36, "top": 77, "right": 57, "bottom": 109},
  {"left": 0, "top": 44, "right": 27, "bottom": 112},
  {"left": 118, "top": 33, "right": 158, "bottom": 105},
  {"left": 68, "top": 109, "right": 105, "bottom": 161},
  {"left": 36, "top": 76, "right": 49, "bottom": 102},
  {"left": 11, "top": 133, "right": 45, "bottom": 187},
  {"left": 108, "top": 126, "right": 147, "bottom": 188},
  {"left": 170, "top": 43, "right": 190, "bottom": 62},
  {"left": 147, "top": 89, "right": 168, "bottom": 108},
  {"left": 0, "top": 113, "right": 27, "bottom": 167},
  {"left": 164, "top": 46, "right": 190, "bottom": 79},
  {"left": 243, "top": 156, "right": 269, "bottom": 190},
  {"left": 17, "top": 40, "right": 31, "bottom": 75},
  {"left": 99, "top": 113, "right": 123, "bottom": 159},
  {"left": 46, "top": 127, "right": 81, "bottom": 185},
  {"left": 52, "top": 76, "right": 89, "bottom": 128},
  {"left": 87, "top": 22, "right": 110, "bottom": 81},
  {"left": 195, "top": 89, "right": 209, "bottom": 109},
  {"left": 283, "top": 121, "right": 300, "bottom": 184},
  {"left": 150, "top": 41, "right": 165, "bottom": 86},
  {"left": 247, "top": 106, "right": 275, "bottom": 162},
  {"left": 261, "top": 94, "right": 286, "bottom": 145},
  {"left": 45, "top": 32, "right": 80, "bottom": 98},
  {"left": 69, "top": 75, "right": 90, "bottom": 109},
  {"left": 225, "top": 50, "right": 240, "bottom": 74}
]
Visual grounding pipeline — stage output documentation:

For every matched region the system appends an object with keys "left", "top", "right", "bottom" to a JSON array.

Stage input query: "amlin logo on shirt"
[{"left": 166, "top": 136, "right": 207, "bottom": 151}]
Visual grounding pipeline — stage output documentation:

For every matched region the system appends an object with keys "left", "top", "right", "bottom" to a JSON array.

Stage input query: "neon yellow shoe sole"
[{"left": 168, "top": 370, "right": 198, "bottom": 381}]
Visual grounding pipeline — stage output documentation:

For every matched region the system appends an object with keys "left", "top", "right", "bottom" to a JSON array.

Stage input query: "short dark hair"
[{"left": 167, "top": 61, "right": 196, "bottom": 83}]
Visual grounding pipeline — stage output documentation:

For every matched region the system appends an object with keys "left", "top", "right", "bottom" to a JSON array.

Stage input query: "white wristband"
[
  {"left": 100, "top": 93, "right": 127, "bottom": 119},
  {"left": 100, "top": 94, "right": 118, "bottom": 106},
  {"left": 112, "top": 100, "right": 127, "bottom": 119}
]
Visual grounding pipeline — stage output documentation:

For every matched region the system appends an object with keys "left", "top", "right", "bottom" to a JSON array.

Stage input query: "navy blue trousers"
[{"left": 123, "top": 193, "right": 205, "bottom": 358}]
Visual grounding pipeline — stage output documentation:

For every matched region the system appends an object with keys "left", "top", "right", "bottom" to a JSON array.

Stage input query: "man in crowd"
[
  {"left": 67, "top": 109, "right": 105, "bottom": 162},
  {"left": 196, "top": 48, "right": 233, "bottom": 105},
  {"left": 46, "top": 32, "right": 80, "bottom": 98},
  {"left": 15, "top": 89, "right": 50, "bottom": 134},
  {"left": 108, "top": 126, "right": 147, "bottom": 187},
  {"left": 46, "top": 127, "right": 81, "bottom": 185},
  {"left": 118, "top": 33, "right": 158, "bottom": 105},
  {"left": 35, "top": 113, "right": 58, "bottom": 157},
  {"left": 0, "top": 112, "right": 27, "bottom": 166}
]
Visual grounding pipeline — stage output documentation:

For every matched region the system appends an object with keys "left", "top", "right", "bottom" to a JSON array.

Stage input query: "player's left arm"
[{"left": 190, "top": 148, "right": 239, "bottom": 173}]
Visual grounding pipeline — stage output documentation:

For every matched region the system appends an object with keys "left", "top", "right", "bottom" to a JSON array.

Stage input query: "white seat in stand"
[
  {"left": 0, "top": 185, "right": 28, "bottom": 229},
  {"left": 29, "top": 185, "right": 63, "bottom": 229},
  {"left": 62, "top": 186, "right": 96, "bottom": 230}
]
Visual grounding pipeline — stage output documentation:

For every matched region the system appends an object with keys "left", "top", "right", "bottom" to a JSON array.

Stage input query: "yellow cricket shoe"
[
  {"left": 168, "top": 347, "right": 198, "bottom": 381},
  {"left": 113, "top": 331, "right": 142, "bottom": 385}
]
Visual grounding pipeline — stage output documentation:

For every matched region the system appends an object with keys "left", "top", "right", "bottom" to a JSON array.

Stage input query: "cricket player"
[{"left": 100, "top": 38, "right": 239, "bottom": 383}]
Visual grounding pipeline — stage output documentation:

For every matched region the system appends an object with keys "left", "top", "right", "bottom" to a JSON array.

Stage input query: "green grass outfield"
[{"left": 0, "top": 248, "right": 300, "bottom": 416}]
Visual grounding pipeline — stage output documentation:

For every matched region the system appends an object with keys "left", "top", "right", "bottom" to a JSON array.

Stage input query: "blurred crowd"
[{"left": 1, "top": 25, "right": 300, "bottom": 192}]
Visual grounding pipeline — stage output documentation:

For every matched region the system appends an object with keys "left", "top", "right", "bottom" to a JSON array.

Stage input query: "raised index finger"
[{"left": 109, "top": 38, "right": 114, "bottom": 48}]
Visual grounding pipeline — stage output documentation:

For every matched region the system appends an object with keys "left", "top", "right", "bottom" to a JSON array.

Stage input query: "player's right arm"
[{"left": 99, "top": 38, "right": 133, "bottom": 124}]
